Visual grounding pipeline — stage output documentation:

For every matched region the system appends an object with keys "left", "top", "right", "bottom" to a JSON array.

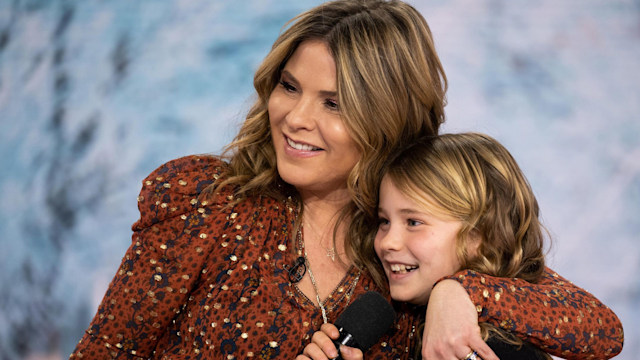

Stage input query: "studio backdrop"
[{"left": 0, "top": 1, "right": 638, "bottom": 359}]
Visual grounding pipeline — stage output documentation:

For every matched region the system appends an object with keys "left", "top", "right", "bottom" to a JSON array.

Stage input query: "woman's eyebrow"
[{"left": 281, "top": 70, "right": 337, "bottom": 97}]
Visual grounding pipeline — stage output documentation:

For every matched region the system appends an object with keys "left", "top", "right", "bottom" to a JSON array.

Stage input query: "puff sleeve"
[{"left": 70, "top": 155, "right": 232, "bottom": 359}]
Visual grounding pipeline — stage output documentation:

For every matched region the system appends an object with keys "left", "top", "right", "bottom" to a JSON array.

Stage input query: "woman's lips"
[{"left": 286, "top": 136, "right": 322, "bottom": 151}]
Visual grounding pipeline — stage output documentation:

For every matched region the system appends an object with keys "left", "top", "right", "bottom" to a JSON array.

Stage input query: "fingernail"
[{"left": 339, "top": 346, "right": 351, "bottom": 356}]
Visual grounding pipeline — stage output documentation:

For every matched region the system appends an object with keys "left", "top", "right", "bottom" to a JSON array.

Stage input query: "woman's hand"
[
  {"left": 296, "top": 323, "right": 363, "bottom": 360},
  {"left": 422, "top": 279, "right": 498, "bottom": 360}
]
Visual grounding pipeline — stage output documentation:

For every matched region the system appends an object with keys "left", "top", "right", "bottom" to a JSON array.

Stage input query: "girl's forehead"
[{"left": 398, "top": 180, "right": 459, "bottom": 220}]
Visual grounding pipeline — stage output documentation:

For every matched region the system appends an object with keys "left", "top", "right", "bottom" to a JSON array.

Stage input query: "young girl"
[{"left": 299, "top": 132, "right": 623, "bottom": 360}]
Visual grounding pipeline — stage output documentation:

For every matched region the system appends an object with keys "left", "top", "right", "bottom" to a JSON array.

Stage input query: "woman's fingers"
[
  {"left": 319, "top": 323, "right": 341, "bottom": 339},
  {"left": 301, "top": 343, "right": 330, "bottom": 360},
  {"left": 469, "top": 335, "right": 498, "bottom": 360},
  {"left": 305, "top": 323, "right": 341, "bottom": 359},
  {"left": 299, "top": 323, "right": 365, "bottom": 360},
  {"left": 337, "top": 345, "right": 364, "bottom": 360}
]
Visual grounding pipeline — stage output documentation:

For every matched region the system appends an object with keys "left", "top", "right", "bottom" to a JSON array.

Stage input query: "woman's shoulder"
[
  {"left": 133, "top": 155, "right": 230, "bottom": 230},
  {"left": 144, "top": 154, "right": 228, "bottom": 188}
]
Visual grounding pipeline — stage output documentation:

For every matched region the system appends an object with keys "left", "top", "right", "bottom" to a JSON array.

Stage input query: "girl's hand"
[
  {"left": 422, "top": 279, "right": 498, "bottom": 360},
  {"left": 296, "top": 323, "right": 363, "bottom": 360}
]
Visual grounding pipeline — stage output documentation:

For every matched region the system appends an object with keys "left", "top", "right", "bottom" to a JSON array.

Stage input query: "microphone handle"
[{"left": 330, "top": 329, "right": 359, "bottom": 360}]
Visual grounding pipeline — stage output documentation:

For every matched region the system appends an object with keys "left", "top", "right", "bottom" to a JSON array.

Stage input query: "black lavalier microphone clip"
[{"left": 284, "top": 256, "right": 306, "bottom": 283}]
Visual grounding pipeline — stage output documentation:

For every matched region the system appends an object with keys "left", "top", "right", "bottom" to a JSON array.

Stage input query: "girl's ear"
[{"left": 466, "top": 229, "right": 482, "bottom": 257}]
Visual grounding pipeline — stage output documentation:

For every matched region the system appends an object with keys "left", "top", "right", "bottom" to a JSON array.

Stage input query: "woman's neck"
[
  {"left": 299, "top": 186, "right": 351, "bottom": 218},
  {"left": 296, "top": 192, "right": 353, "bottom": 301},
  {"left": 301, "top": 189, "right": 350, "bottom": 232}
]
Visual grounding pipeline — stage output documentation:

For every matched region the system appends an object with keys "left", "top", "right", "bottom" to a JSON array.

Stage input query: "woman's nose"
[{"left": 285, "top": 97, "right": 316, "bottom": 131}]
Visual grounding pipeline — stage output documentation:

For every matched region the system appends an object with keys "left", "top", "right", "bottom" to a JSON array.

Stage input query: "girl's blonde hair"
[
  {"left": 360, "top": 132, "right": 549, "bottom": 356},
  {"left": 362, "top": 132, "right": 547, "bottom": 290},
  {"left": 205, "top": 0, "right": 447, "bottom": 219}
]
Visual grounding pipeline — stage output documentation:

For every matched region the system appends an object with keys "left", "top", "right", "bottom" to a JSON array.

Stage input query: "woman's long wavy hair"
[
  {"left": 362, "top": 132, "right": 550, "bottom": 356},
  {"left": 204, "top": 0, "right": 447, "bottom": 243}
]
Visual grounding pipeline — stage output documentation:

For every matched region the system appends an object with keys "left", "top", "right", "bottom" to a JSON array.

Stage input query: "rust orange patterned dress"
[{"left": 69, "top": 155, "right": 623, "bottom": 360}]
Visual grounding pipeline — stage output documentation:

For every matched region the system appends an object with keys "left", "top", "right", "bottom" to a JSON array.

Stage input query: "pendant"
[{"left": 326, "top": 247, "right": 336, "bottom": 261}]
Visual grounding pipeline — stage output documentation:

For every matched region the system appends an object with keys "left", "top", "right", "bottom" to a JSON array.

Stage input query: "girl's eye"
[
  {"left": 324, "top": 99, "right": 339, "bottom": 111},
  {"left": 279, "top": 79, "right": 297, "bottom": 93},
  {"left": 377, "top": 217, "right": 390, "bottom": 228},
  {"left": 407, "top": 219, "right": 422, "bottom": 227}
]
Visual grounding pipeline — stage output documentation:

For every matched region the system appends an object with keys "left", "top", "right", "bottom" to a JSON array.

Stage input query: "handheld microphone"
[{"left": 331, "top": 291, "right": 396, "bottom": 360}]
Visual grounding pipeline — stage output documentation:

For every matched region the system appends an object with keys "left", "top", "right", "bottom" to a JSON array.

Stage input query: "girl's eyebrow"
[
  {"left": 399, "top": 208, "right": 424, "bottom": 215},
  {"left": 377, "top": 207, "right": 423, "bottom": 215}
]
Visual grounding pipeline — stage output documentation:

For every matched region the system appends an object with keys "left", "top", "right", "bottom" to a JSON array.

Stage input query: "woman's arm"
[
  {"left": 70, "top": 156, "right": 229, "bottom": 359},
  {"left": 428, "top": 267, "right": 623, "bottom": 359},
  {"left": 70, "top": 234, "right": 202, "bottom": 359},
  {"left": 422, "top": 280, "right": 499, "bottom": 360}
]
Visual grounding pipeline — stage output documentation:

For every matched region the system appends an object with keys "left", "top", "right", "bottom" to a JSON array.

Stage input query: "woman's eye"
[
  {"left": 324, "top": 99, "right": 339, "bottom": 111},
  {"left": 279, "top": 80, "right": 296, "bottom": 92}
]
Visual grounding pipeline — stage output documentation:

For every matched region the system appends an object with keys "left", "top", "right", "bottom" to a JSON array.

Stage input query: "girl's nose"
[{"left": 378, "top": 228, "right": 403, "bottom": 252}]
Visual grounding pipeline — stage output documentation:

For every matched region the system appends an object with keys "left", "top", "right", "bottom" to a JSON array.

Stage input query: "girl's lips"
[
  {"left": 383, "top": 260, "right": 419, "bottom": 280},
  {"left": 389, "top": 263, "right": 419, "bottom": 274}
]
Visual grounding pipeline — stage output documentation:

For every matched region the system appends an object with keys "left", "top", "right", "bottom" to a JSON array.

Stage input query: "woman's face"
[
  {"left": 268, "top": 40, "right": 360, "bottom": 199},
  {"left": 374, "top": 176, "right": 463, "bottom": 306}
]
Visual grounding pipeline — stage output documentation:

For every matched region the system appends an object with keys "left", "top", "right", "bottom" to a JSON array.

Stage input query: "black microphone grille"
[{"left": 334, "top": 291, "right": 396, "bottom": 351}]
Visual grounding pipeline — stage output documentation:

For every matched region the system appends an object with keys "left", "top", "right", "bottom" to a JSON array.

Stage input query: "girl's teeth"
[
  {"left": 287, "top": 137, "right": 320, "bottom": 151},
  {"left": 390, "top": 264, "right": 418, "bottom": 273}
]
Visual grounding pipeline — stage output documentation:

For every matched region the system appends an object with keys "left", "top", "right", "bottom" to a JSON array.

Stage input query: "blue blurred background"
[{"left": 1, "top": 1, "right": 638, "bottom": 359}]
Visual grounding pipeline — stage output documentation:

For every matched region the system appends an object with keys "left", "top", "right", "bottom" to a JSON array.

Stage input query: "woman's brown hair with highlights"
[{"left": 203, "top": 1, "right": 448, "bottom": 256}]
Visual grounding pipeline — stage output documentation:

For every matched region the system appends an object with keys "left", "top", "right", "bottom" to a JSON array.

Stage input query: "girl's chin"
[
  {"left": 389, "top": 288, "right": 430, "bottom": 306},
  {"left": 389, "top": 289, "right": 416, "bottom": 303}
]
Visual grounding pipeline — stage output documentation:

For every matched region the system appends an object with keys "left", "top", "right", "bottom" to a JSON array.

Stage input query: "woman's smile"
[{"left": 284, "top": 135, "right": 323, "bottom": 153}]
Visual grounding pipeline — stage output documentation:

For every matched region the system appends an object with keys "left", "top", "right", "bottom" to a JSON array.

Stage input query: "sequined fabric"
[
  {"left": 70, "top": 155, "right": 623, "bottom": 359},
  {"left": 69, "top": 156, "right": 416, "bottom": 359},
  {"left": 448, "top": 269, "right": 624, "bottom": 359}
]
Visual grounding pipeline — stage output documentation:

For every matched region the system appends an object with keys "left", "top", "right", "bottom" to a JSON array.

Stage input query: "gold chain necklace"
[
  {"left": 298, "top": 224, "right": 361, "bottom": 324},
  {"left": 304, "top": 246, "right": 330, "bottom": 323}
]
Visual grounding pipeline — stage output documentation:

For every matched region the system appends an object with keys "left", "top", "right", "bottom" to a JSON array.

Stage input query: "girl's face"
[
  {"left": 268, "top": 40, "right": 360, "bottom": 200},
  {"left": 374, "top": 176, "right": 463, "bottom": 305}
]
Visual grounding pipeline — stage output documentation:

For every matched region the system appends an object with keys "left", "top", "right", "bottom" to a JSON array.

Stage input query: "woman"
[
  {"left": 301, "top": 133, "right": 624, "bottom": 359},
  {"left": 70, "top": 1, "right": 623, "bottom": 359}
]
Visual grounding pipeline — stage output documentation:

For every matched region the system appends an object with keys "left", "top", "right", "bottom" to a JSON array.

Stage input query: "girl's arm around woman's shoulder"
[{"left": 448, "top": 267, "right": 624, "bottom": 359}]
